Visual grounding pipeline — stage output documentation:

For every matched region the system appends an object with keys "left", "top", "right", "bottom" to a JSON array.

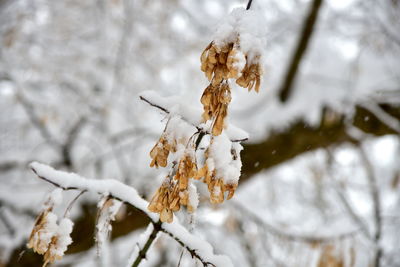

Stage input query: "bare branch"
[
  {"left": 17, "top": 92, "right": 61, "bottom": 149},
  {"left": 246, "top": 0, "right": 253, "bottom": 10},
  {"left": 325, "top": 150, "right": 372, "bottom": 240},
  {"left": 278, "top": 0, "right": 324, "bottom": 102},
  {"left": 360, "top": 101, "right": 400, "bottom": 134},
  {"left": 131, "top": 222, "right": 161, "bottom": 267},
  {"left": 358, "top": 147, "right": 383, "bottom": 267}
]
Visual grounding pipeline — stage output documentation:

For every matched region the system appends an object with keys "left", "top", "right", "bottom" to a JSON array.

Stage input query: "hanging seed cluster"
[
  {"left": 197, "top": 38, "right": 262, "bottom": 201},
  {"left": 148, "top": 151, "right": 198, "bottom": 223},
  {"left": 147, "top": 28, "right": 263, "bottom": 223},
  {"left": 27, "top": 193, "right": 73, "bottom": 267},
  {"left": 200, "top": 39, "right": 262, "bottom": 136}
]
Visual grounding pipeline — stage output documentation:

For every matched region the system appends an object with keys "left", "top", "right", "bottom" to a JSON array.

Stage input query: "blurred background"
[{"left": 0, "top": 0, "right": 400, "bottom": 266}]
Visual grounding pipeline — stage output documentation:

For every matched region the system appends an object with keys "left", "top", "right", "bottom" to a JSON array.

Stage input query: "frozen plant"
[
  {"left": 25, "top": 2, "right": 264, "bottom": 266},
  {"left": 95, "top": 195, "right": 122, "bottom": 255},
  {"left": 146, "top": 7, "right": 265, "bottom": 222}
]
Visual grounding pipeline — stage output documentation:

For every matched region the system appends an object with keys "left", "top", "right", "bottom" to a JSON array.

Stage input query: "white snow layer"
[
  {"left": 208, "top": 132, "right": 243, "bottom": 185},
  {"left": 188, "top": 183, "right": 199, "bottom": 211},
  {"left": 53, "top": 217, "right": 74, "bottom": 259},
  {"left": 44, "top": 188, "right": 63, "bottom": 208},
  {"left": 30, "top": 161, "right": 233, "bottom": 267},
  {"left": 212, "top": 7, "right": 267, "bottom": 63}
]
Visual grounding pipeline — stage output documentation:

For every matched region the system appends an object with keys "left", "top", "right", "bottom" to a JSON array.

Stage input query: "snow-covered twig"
[
  {"left": 30, "top": 162, "right": 233, "bottom": 267},
  {"left": 139, "top": 93, "right": 248, "bottom": 143},
  {"left": 128, "top": 223, "right": 159, "bottom": 267}
]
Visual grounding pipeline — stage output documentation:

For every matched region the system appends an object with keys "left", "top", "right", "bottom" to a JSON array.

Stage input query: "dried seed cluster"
[
  {"left": 148, "top": 151, "right": 198, "bottom": 223},
  {"left": 27, "top": 204, "right": 73, "bottom": 267},
  {"left": 200, "top": 39, "right": 262, "bottom": 136},
  {"left": 196, "top": 161, "right": 237, "bottom": 204},
  {"left": 150, "top": 134, "right": 176, "bottom": 168},
  {"left": 147, "top": 29, "right": 262, "bottom": 223}
]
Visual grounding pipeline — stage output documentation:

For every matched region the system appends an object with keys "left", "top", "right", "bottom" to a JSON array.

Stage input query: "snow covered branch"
[
  {"left": 139, "top": 92, "right": 249, "bottom": 142},
  {"left": 29, "top": 162, "right": 233, "bottom": 267}
]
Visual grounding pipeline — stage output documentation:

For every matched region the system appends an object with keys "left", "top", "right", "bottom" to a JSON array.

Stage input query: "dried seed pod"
[
  {"left": 174, "top": 153, "right": 197, "bottom": 190},
  {"left": 149, "top": 135, "right": 176, "bottom": 168},
  {"left": 209, "top": 179, "right": 224, "bottom": 204},
  {"left": 224, "top": 183, "right": 238, "bottom": 200},
  {"left": 27, "top": 209, "right": 55, "bottom": 255},
  {"left": 236, "top": 62, "right": 262, "bottom": 92},
  {"left": 160, "top": 208, "right": 173, "bottom": 223}
]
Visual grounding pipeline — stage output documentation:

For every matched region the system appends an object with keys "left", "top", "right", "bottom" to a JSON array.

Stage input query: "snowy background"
[{"left": 0, "top": 0, "right": 399, "bottom": 266}]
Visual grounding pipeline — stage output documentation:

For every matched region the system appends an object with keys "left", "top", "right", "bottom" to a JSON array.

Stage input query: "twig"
[
  {"left": 325, "top": 150, "right": 372, "bottom": 240},
  {"left": 0, "top": 208, "right": 15, "bottom": 236},
  {"left": 246, "top": 0, "right": 253, "bottom": 10},
  {"left": 63, "top": 190, "right": 87, "bottom": 218},
  {"left": 139, "top": 96, "right": 170, "bottom": 114},
  {"left": 131, "top": 222, "right": 161, "bottom": 267},
  {"left": 160, "top": 229, "right": 217, "bottom": 267},
  {"left": 360, "top": 101, "right": 400, "bottom": 134},
  {"left": 17, "top": 92, "right": 61, "bottom": 149},
  {"left": 61, "top": 117, "right": 87, "bottom": 170},
  {"left": 358, "top": 147, "right": 383, "bottom": 267},
  {"left": 139, "top": 95, "right": 248, "bottom": 143}
]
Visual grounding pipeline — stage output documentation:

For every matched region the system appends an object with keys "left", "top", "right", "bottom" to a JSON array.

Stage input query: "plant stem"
[{"left": 131, "top": 222, "right": 161, "bottom": 267}]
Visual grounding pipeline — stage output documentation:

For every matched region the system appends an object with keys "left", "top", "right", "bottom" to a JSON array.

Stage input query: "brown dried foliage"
[
  {"left": 317, "top": 245, "right": 344, "bottom": 267},
  {"left": 149, "top": 135, "right": 176, "bottom": 168},
  {"left": 148, "top": 153, "right": 198, "bottom": 222},
  {"left": 27, "top": 208, "right": 53, "bottom": 255},
  {"left": 147, "top": 34, "right": 260, "bottom": 222},
  {"left": 196, "top": 163, "right": 238, "bottom": 204},
  {"left": 200, "top": 39, "right": 262, "bottom": 137},
  {"left": 200, "top": 82, "right": 231, "bottom": 136},
  {"left": 236, "top": 60, "right": 262, "bottom": 92},
  {"left": 43, "top": 236, "right": 62, "bottom": 267}
]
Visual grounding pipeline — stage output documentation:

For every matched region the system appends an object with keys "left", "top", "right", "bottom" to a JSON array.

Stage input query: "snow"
[
  {"left": 212, "top": 8, "right": 267, "bottom": 63},
  {"left": 53, "top": 217, "right": 74, "bottom": 258},
  {"left": 31, "top": 161, "right": 156, "bottom": 221},
  {"left": 188, "top": 183, "right": 199, "bottom": 211},
  {"left": 46, "top": 188, "right": 63, "bottom": 207},
  {"left": 31, "top": 212, "right": 59, "bottom": 254},
  {"left": 208, "top": 132, "right": 242, "bottom": 185},
  {"left": 162, "top": 221, "right": 234, "bottom": 267}
]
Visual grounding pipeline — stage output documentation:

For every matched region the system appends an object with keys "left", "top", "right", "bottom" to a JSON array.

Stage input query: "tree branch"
[
  {"left": 246, "top": 0, "right": 253, "bottom": 10},
  {"left": 29, "top": 162, "right": 233, "bottom": 267},
  {"left": 17, "top": 92, "right": 61, "bottom": 149},
  {"left": 278, "top": 0, "right": 324, "bottom": 102},
  {"left": 139, "top": 94, "right": 248, "bottom": 142},
  {"left": 359, "top": 147, "right": 383, "bottom": 267},
  {"left": 131, "top": 222, "right": 161, "bottom": 267},
  {"left": 241, "top": 103, "right": 400, "bottom": 181}
]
